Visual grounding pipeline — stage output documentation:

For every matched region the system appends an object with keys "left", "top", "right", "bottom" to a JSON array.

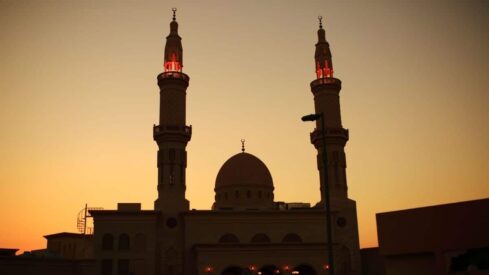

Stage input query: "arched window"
[
  {"left": 134, "top": 233, "right": 147, "bottom": 252},
  {"left": 218, "top": 233, "right": 239, "bottom": 243},
  {"left": 118, "top": 234, "right": 130, "bottom": 250},
  {"left": 282, "top": 233, "right": 302, "bottom": 243},
  {"left": 102, "top": 234, "right": 114, "bottom": 250},
  {"left": 251, "top": 233, "right": 271, "bottom": 243}
]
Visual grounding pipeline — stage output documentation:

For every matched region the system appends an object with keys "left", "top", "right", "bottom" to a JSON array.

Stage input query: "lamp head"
[{"left": 301, "top": 113, "right": 321, "bottom": 122}]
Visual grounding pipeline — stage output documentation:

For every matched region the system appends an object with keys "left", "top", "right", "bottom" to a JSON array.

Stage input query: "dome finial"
[
  {"left": 241, "top": 139, "right": 246, "bottom": 153},
  {"left": 318, "top": 15, "right": 323, "bottom": 29},
  {"left": 172, "top": 8, "right": 177, "bottom": 21}
]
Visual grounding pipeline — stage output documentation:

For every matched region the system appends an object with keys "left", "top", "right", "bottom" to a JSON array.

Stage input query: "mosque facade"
[{"left": 90, "top": 11, "right": 361, "bottom": 275}]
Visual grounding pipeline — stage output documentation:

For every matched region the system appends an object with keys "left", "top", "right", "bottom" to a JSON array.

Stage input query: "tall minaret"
[
  {"left": 310, "top": 18, "right": 349, "bottom": 204},
  {"left": 154, "top": 9, "right": 191, "bottom": 212}
]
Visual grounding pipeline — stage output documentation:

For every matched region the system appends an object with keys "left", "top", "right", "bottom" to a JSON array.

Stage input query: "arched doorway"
[
  {"left": 293, "top": 264, "right": 317, "bottom": 275},
  {"left": 222, "top": 266, "right": 245, "bottom": 275},
  {"left": 259, "top": 265, "right": 281, "bottom": 275}
]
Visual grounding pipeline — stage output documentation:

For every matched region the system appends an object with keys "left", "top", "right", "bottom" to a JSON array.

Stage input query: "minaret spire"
[
  {"left": 164, "top": 8, "right": 183, "bottom": 72},
  {"left": 315, "top": 16, "right": 333, "bottom": 79}
]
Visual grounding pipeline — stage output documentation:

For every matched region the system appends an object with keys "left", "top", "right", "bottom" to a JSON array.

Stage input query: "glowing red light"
[
  {"left": 249, "top": 265, "right": 256, "bottom": 271},
  {"left": 275, "top": 269, "right": 281, "bottom": 274},
  {"left": 164, "top": 53, "right": 182, "bottom": 72},
  {"left": 316, "top": 61, "right": 333, "bottom": 79},
  {"left": 283, "top": 265, "right": 290, "bottom": 271},
  {"left": 204, "top": 266, "right": 213, "bottom": 273},
  {"left": 323, "top": 264, "right": 330, "bottom": 270}
]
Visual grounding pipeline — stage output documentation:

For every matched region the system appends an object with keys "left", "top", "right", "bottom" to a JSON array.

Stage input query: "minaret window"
[{"left": 316, "top": 61, "right": 333, "bottom": 79}]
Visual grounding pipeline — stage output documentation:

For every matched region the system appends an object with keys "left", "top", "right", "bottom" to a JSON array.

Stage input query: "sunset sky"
[{"left": 1, "top": 0, "right": 488, "bottom": 253}]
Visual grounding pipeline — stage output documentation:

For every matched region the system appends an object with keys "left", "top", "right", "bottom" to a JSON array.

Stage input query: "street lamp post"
[{"left": 302, "top": 113, "right": 335, "bottom": 275}]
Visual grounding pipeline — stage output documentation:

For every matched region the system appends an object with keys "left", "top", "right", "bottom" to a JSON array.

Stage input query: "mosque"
[{"left": 52, "top": 10, "right": 361, "bottom": 275}]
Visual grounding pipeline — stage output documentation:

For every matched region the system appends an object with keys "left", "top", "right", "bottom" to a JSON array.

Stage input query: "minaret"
[
  {"left": 310, "top": 17, "right": 349, "bottom": 203},
  {"left": 154, "top": 9, "right": 191, "bottom": 212}
]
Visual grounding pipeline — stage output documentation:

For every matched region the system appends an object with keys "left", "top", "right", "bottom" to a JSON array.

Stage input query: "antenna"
[{"left": 76, "top": 204, "right": 103, "bottom": 235}]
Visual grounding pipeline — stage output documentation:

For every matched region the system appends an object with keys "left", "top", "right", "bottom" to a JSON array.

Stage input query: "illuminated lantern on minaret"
[
  {"left": 315, "top": 16, "right": 333, "bottom": 79},
  {"left": 309, "top": 17, "right": 349, "bottom": 203},
  {"left": 154, "top": 8, "right": 191, "bottom": 213}
]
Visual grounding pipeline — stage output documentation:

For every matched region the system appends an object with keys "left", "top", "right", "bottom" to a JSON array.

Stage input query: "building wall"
[
  {"left": 194, "top": 244, "right": 328, "bottom": 275},
  {"left": 383, "top": 253, "right": 437, "bottom": 275},
  {"left": 92, "top": 211, "right": 158, "bottom": 275},
  {"left": 46, "top": 235, "right": 93, "bottom": 259},
  {"left": 360, "top": 248, "right": 386, "bottom": 275},
  {"left": 184, "top": 209, "right": 361, "bottom": 275},
  {"left": 0, "top": 258, "right": 95, "bottom": 275},
  {"left": 376, "top": 199, "right": 489, "bottom": 275}
]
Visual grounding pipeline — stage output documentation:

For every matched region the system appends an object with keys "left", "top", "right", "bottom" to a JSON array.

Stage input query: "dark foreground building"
[{"left": 362, "top": 198, "right": 489, "bottom": 275}]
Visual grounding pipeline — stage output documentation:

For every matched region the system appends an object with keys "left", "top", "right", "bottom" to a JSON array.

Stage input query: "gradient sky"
[{"left": 1, "top": 0, "right": 488, "bottom": 253}]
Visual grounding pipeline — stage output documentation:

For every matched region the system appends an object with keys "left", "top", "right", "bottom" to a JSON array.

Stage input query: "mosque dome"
[
  {"left": 213, "top": 152, "right": 275, "bottom": 211},
  {"left": 215, "top": 152, "right": 273, "bottom": 189}
]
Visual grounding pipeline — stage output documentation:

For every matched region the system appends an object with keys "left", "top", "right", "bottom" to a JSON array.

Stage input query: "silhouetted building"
[
  {"left": 89, "top": 12, "right": 361, "bottom": 275},
  {"left": 0, "top": 249, "right": 18, "bottom": 258},
  {"left": 0, "top": 11, "right": 362, "bottom": 275},
  {"left": 44, "top": 233, "right": 93, "bottom": 260},
  {"left": 361, "top": 198, "right": 489, "bottom": 275}
]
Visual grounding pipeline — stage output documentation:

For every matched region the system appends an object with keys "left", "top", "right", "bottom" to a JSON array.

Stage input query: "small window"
[
  {"left": 219, "top": 234, "right": 239, "bottom": 243},
  {"left": 118, "top": 234, "right": 130, "bottom": 250},
  {"left": 102, "top": 234, "right": 114, "bottom": 251}
]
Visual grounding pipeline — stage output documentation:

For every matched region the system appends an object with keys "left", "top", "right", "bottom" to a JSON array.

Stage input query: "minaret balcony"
[
  {"left": 158, "top": 71, "right": 189, "bottom": 82},
  {"left": 153, "top": 124, "right": 192, "bottom": 142},
  {"left": 310, "top": 77, "right": 341, "bottom": 90},
  {"left": 310, "top": 127, "right": 349, "bottom": 146}
]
